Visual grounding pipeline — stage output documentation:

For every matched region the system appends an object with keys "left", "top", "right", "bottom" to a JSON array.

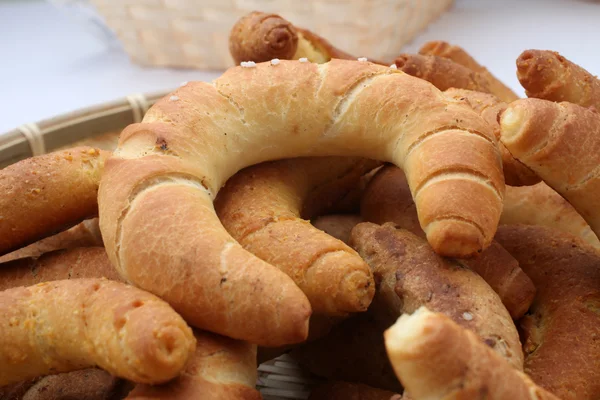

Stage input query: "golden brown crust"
[
  {"left": 394, "top": 54, "right": 492, "bottom": 94},
  {"left": 0, "top": 369, "right": 133, "bottom": 400},
  {"left": 444, "top": 88, "right": 539, "bottom": 186},
  {"left": 215, "top": 158, "right": 375, "bottom": 315},
  {"left": 420, "top": 41, "right": 519, "bottom": 103},
  {"left": 229, "top": 11, "right": 380, "bottom": 65},
  {"left": 495, "top": 225, "right": 600, "bottom": 400},
  {"left": 0, "top": 147, "right": 108, "bottom": 256},
  {"left": 0, "top": 278, "right": 196, "bottom": 386},
  {"left": 384, "top": 307, "right": 560, "bottom": 400},
  {"left": 0, "top": 247, "right": 122, "bottom": 291},
  {"left": 501, "top": 183, "right": 600, "bottom": 249},
  {"left": 0, "top": 219, "right": 103, "bottom": 263},
  {"left": 312, "top": 214, "right": 363, "bottom": 245},
  {"left": 349, "top": 222, "right": 523, "bottom": 369},
  {"left": 229, "top": 11, "right": 298, "bottom": 64},
  {"left": 99, "top": 60, "right": 503, "bottom": 346},
  {"left": 126, "top": 331, "right": 261, "bottom": 400},
  {"left": 360, "top": 166, "right": 535, "bottom": 319},
  {"left": 309, "top": 381, "right": 399, "bottom": 400},
  {"left": 294, "top": 27, "right": 365, "bottom": 62},
  {"left": 517, "top": 50, "right": 600, "bottom": 110},
  {"left": 500, "top": 98, "right": 600, "bottom": 239}
]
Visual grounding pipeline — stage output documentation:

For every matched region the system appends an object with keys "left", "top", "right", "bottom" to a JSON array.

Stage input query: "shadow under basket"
[{"left": 0, "top": 91, "right": 326, "bottom": 399}]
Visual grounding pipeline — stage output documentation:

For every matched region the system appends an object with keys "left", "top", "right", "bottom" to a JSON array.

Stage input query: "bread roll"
[
  {"left": 420, "top": 41, "right": 519, "bottom": 102},
  {"left": 443, "top": 88, "right": 539, "bottom": 186},
  {"left": 350, "top": 222, "right": 523, "bottom": 369},
  {"left": 394, "top": 54, "right": 492, "bottom": 94},
  {"left": 500, "top": 98, "right": 600, "bottom": 239},
  {"left": 0, "top": 147, "right": 108, "bottom": 256},
  {"left": 360, "top": 166, "right": 536, "bottom": 319},
  {"left": 229, "top": 11, "right": 365, "bottom": 65},
  {"left": 126, "top": 331, "right": 261, "bottom": 399},
  {"left": 0, "top": 218, "right": 103, "bottom": 263},
  {"left": 384, "top": 307, "right": 559, "bottom": 400},
  {"left": 309, "top": 381, "right": 399, "bottom": 400},
  {"left": 0, "top": 279, "right": 195, "bottom": 386},
  {"left": 99, "top": 60, "right": 503, "bottom": 345},
  {"left": 215, "top": 157, "right": 376, "bottom": 315},
  {"left": 517, "top": 49, "right": 600, "bottom": 110},
  {"left": 0, "top": 247, "right": 121, "bottom": 291},
  {"left": 495, "top": 225, "right": 600, "bottom": 400},
  {"left": 501, "top": 183, "right": 600, "bottom": 249}
]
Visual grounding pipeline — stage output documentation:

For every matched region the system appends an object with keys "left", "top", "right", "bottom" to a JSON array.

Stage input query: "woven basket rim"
[{"left": 0, "top": 89, "right": 171, "bottom": 168}]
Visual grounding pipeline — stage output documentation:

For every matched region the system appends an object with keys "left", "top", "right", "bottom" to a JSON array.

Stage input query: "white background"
[{"left": 1, "top": 0, "right": 600, "bottom": 134}]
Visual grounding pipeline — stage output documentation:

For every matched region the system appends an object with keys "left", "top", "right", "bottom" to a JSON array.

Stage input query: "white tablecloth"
[{"left": 1, "top": 0, "right": 600, "bottom": 134}]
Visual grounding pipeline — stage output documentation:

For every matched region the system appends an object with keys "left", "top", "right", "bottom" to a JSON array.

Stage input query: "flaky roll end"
[{"left": 229, "top": 11, "right": 298, "bottom": 64}]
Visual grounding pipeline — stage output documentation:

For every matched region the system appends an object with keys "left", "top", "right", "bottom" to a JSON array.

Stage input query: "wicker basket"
[
  {"left": 0, "top": 91, "right": 328, "bottom": 399},
  {"left": 89, "top": 0, "right": 454, "bottom": 70}
]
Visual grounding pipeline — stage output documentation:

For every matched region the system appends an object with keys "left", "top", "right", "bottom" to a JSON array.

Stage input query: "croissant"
[
  {"left": 98, "top": 59, "right": 503, "bottom": 346},
  {"left": 229, "top": 11, "right": 369, "bottom": 65},
  {"left": 420, "top": 41, "right": 519, "bottom": 103},
  {"left": 394, "top": 54, "right": 492, "bottom": 94},
  {"left": 360, "top": 166, "right": 535, "bottom": 319},
  {"left": 126, "top": 331, "right": 261, "bottom": 399},
  {"left": 0, "top": 218, "right": 103, "bottom": 263},
  {"left": 500, "top": 98, "right": 600, "bottom": 239},
  {"left": 0, "top": 147, "right": 108, "bottom": 256},
  {"left": 496, "top": 225, "right": 600, "bottom": 399},
  {"left": 384, "top": 307, "right": 559, "bottom": 400},
  {"left": 443, "top": 88, "right": 539, "bottom": 186},
  {"left": 501, "top": 183, "right": 600, "bottom": 249},
  {"left": 215, "top": 157, "right": 377, "bottom": 315},
  {"left": 517, "top": 49, "right": 600, "bottom": 110},
  {"left": 0, "top": 247, "right": 121, "bottom": 291},
  {"left": 350, "top": 222, "right": 523, "bottom": 369},
  {"left": 0, "top": 279, "right": 195, "bottom": 386}
]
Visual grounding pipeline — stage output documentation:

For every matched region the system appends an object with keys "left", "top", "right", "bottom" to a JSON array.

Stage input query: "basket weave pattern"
[{"left": 91, "top": 0, "right": 453, "bottom": 70}]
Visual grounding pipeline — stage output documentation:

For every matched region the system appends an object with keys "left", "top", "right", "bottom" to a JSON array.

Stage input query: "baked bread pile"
[{"left": 1, "top": 10, "right": 599, "bottom": 400}]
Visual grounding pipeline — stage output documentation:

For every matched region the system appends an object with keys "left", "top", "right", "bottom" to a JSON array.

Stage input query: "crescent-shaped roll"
[
  {"left": 229, "top": 11, "right": 363, "bottom": 65},
  {"left": 126, "top": 331, "right": 261, "bottom": 400},
  {"left": 419, "top": 41, "right": 519, "bottom": 103},
  {"left": 500, "top": 98, "right": 600, "bottom": 239},
  {"left": 350, "top": 222, "right": 523, "bottom": 369},
  {"left": 517, "top": 49, "right": 600, "bottom": 110},
  {"left": 0, "top": 147, "right": 108, "bottom": 256},
  {"left": 443, "top": 88, "right": 539, "bottom": 186},
  {"left": 98, "top": 59, "right": 504, "bottom": 345},
  {"left": 501, "top": 183, "right": 600, "bottom": 249},
  {"left": 394, "top": 54, "right": 492, "bottom": 94},
  {"left": 0, "top": 278, "right": 196, "bottom": 386},
  {"left": 0, "top": 218, "right": 103, "bottom": 263},
  {"left": 384, "top": 307, "right": 559, "bottom": 400},
  {"left": 495, "top": 225, "right": 600, "bottom": 400},
  {"left": 360, "top": 166, "right": 536, "bottom": 320},
  {"left": 215, "top": 157, "right": 376, "bottom": 315},
  {"left": 0, "top": 247, "right": 122, "bottom": 291},
  {"left": 308, "top": 381, "right": 399, "bottom": 400}
]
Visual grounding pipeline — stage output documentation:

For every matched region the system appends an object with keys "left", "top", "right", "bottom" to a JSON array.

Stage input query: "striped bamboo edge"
[
  {"left": 90, "top": 0, "right": 454, "bottom": 70},
  {"left": 0, "top": 92, "right": 321, "bottom": 399},
  {"left": 0, "top": 91, "right": 168, "bottom": 169}
]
